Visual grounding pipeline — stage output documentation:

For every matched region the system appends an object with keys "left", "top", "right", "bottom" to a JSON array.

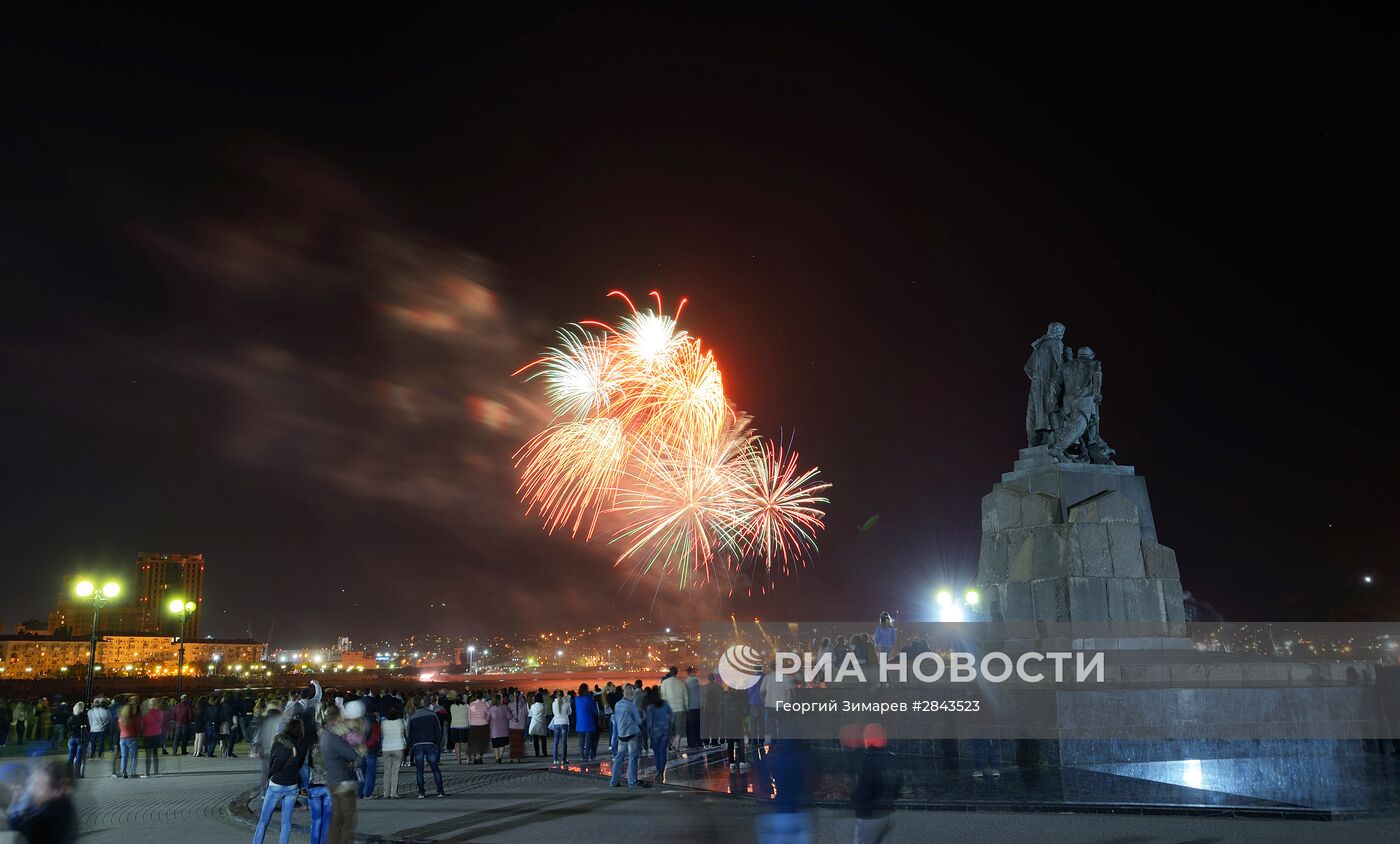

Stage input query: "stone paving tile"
[{"left": 34, "top": 748, "right": 1400, "bottom": 843}]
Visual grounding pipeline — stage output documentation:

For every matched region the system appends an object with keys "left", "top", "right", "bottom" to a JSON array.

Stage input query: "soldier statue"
[
  {"left": 1023, "top": 322, "right": 1069, "bottom": 447},
  {"left": 1024, "top": 324, "right": 1117, "bottom": 465}
]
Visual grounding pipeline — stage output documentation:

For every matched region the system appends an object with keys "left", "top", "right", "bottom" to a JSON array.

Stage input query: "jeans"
[
  {"left": 119, "top": 737, "right": 139, "bottom": 776},
  {"left": 412, "top": 744, "right": 444, "bottom": 796},
  {"left": 203, "top": 724, "right": 217, "bottom": 756},
  {"left": 580, "top": 730, "right": 597, "bottom": 761},
  {"left": 307, "top": 785, "right": 331, "bottom": 844},
  {"left": 532, "top": 734, "right": 547, "bottom": 756},
  {"left": 251, "top": 782, "right": 298, "bottom": 844},
  {"left": 755, "top": 810, "right": 813, "bottom": 844},
  {"left": 51, "top": 722, "right": 66, "bottom": 749},
  {"left": 359, "top": 753, "right": 378, "bottom": 798},
  {"left": 589, "top": 729, "right": 601, "bottom": 759},
  {"left": 650, "top": 730, "right": 670, "bottom": 780},
  {"left": 67, "top": 737, "right": 85, "bottom": 773},
  {"left": 174, "top": 723, "right": 191, "bottom": 753},
  {"left": 609, "top": 734, "right": 641, "bottom": 787},
  {"left": 144, "top": 737, "right": 161, "bottom": 775},
  {"left": 970, "top": 738, "right": 996, "bottom": 772},
  {"left": 552, "top": 726, "right": 568, "bottom": 762},
  {"left": 90, "top": 730, "right": 107, "bottom": 758}
]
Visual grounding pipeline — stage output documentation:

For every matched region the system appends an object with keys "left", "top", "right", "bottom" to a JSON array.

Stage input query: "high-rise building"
[
  {"left": 48, "top": 552, "right": 206, "bottom": 638},
  {"left": 136, "top": 552, "right": 205, "bottom": 639}
]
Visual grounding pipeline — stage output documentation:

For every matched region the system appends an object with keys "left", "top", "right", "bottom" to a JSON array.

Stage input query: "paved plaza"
[{"left": 25, "top": 748, "right": 1394, "bottom": 842}]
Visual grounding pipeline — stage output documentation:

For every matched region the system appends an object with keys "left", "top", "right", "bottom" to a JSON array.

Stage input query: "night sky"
[{"left": 2, "top": 8, "right": 1393, "bottom": 644}]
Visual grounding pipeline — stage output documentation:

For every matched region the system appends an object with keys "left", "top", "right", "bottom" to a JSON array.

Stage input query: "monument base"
[{"left": 978, "top": 447, "right": 1186, "bottom": 624}]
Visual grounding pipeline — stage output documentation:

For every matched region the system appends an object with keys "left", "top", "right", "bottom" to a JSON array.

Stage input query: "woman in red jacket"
[{"left": 141, "top": 699, "right": 167, "bottom": 777}]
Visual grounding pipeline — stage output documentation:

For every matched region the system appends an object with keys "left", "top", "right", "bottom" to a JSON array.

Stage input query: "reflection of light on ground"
[{"left": 1181, "top": 759, "right": 1203, "bottom": 788}]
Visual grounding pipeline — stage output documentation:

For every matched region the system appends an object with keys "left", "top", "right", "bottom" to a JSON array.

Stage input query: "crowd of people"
[{"left": 0, "top": 616, "right": 917, "bottom": 844}]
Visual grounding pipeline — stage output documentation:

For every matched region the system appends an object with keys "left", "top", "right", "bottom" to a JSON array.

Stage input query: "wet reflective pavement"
[{"left": 560, "top": 743, "right": 1400, "bottom": 818}]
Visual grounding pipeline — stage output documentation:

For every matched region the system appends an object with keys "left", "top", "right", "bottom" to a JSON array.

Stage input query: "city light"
[{"left": 965, "top": 589, "right": 980, "bottom": 606}]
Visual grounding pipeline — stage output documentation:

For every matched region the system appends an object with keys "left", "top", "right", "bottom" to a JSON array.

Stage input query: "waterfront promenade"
[{"left": 16, "top": 749, "right": 1392, "bottom": 842}]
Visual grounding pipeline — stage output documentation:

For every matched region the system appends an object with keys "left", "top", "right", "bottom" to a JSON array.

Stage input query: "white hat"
[{"left": 342, "top": 700, "right": 366, "bottom": 720}]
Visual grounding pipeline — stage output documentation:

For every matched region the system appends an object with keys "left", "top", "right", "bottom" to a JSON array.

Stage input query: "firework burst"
[{"left": 513, "top": 291, "right": 830, "bottom": 591}]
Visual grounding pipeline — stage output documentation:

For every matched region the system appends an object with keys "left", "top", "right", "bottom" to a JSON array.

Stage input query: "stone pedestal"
[{"left": 977, "top": 446, "right": 1186, "bottom": 624}]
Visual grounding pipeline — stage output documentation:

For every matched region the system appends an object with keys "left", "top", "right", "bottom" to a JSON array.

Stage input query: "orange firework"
[{"left": 514, "top": 292, "right": 829, "bottom": 590}]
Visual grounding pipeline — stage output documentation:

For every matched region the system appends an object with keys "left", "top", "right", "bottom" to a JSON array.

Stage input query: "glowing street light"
[
  {"left": 168, "top": 597, "right": 198, "bottom": 697},
  {"left": 74, "top": 577, "right": 121, "bottom": 703}
]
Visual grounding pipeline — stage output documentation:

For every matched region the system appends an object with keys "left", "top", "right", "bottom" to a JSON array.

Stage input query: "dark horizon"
[{"left": 2, "top": 8, "right": 1393, "bottom": 645}]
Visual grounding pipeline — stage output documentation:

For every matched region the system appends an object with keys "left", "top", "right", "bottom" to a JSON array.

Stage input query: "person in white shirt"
[
  {"left": 86, "top": 699, "right": 111, "bottom": 759},
  {"left": 527, "top": 693, "right": 548, "bottom": 757},
  {"left": 378, "top": 705, "right": 409, "bottom": 799},
  {"left": 659, "top": 667, "right": 688, "bottom": 755},
  {"left": 549, "top": 692, "right": 571, "bottom": 764},
  {"left": 448, "top": 695, "right": 471, "bottom": 765}
]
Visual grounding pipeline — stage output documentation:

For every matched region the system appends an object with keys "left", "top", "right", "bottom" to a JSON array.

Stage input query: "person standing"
[
  {"left": 873, "top": 613, "right": 896, "bottom": 658},
  {"left": 0, "top": 698, "right": 9, "bottom": 747},
  {"left": 141, "top": 698, "right": 165, "bottom": 777},
  {"left": 462, "top": 693, "right": 487, "bottom": 764},
  {"left": 659, "top": 667, "right": 687, "bottom": 756},
  {"left": 378, "top": 705, "right": 407, "bottom": 799},
  {"left": 107, "top": 697, "right": 123, "bottom": 776},
  {"left": 356, "top": 702, "right": 381, "bottom": 799},
  {"left": 305, "top": 725, "right": 332, "bottom": 844},
  {"left": 253, "top": 718, "right": 307, "bottom": 844},
  {"left": 66, "top": 702, "right": 88, "bottom": 778},
  {"left": 703, "top": 675, "right": 721, "bottom": 746},
  {"left": 608, "top": 685, "right": 643, "bottom": 789},
  {"left": 12, "top": 699, "right": 34, "bottom": 749},
  {"left": 448, "top": 694, "right": 470, "bottom": 765},
  {"left": 506, "top": 690, "right": 527, "bottom": 763},
  {"left": 851, "top": 725, "right": 900, "bottom": 844},
  {"left": 219, "top": 693, "right": 239, "bottom": 757},
  {"left": 201, "top": 695, "right": 219, "bottom": 757},
  {"left": 684, "top": 667, "right": 703, "bottom": 750},
  {"left": 319, "top": 704, "right": 362, "bottom": 844},
  {"left": 746, "top": 666, "right": 767, "bottom": 752},
  {"left": 549, "top": 691, "right": 570, "bottom": 764},
  {"left": 720, "top": 682, "right": 748, "bottom": 772},
  {"left": 49, "top": 698, "right": 71, "bottom": 752},
  {"left": 527, "top": 693, "right": 548, "bottom": 757},
  {"left": 86, "top": 698, "right": 110, "bottom": 760},
  {"left": 117, "top": 698, "right": 141, "bottom": 779},
  {"left": 248, "top": 698, "right": 266, "bottom": 760},
  {"left": 172, "top": 695, "right": 193, "bottom": 755},
  {"left": 486, "top": 694, "right": 511, "bottom": 764},
  {"left": 406, "top": 698, "right": 446, "bottom": 799},
  {"left": 645, "top": 688, "right": 673, "bottom": 783},
  {"left": 573, "top": 684, "right": 598, "bottom": 763}
]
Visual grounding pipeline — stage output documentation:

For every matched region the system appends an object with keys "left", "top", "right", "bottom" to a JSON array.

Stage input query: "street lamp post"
[
  {"left": 74, "top": 579, "right": 121, "bottom": 704},
  {"left": 168, "top": 598, "right": 197, "bottom": 698}
]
